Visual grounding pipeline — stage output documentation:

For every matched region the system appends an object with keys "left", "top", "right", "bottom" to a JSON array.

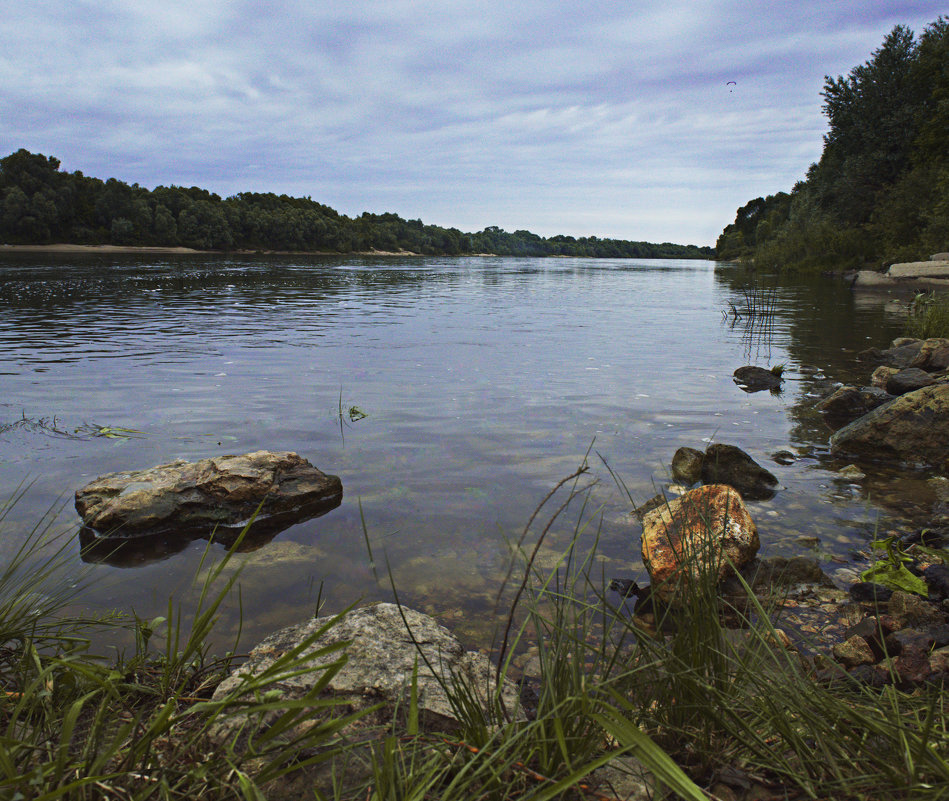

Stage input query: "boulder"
[
  {"left": 640, "top": 484, "right": 759, "bottom": 602},
  {"left": 210, "top": 603, "right": 519, "bottom": 747},
  {"left": 871, "top": 366, "right": 900, "bottom": 389},
  {"left": 859, "top": 340, "right": 924, "bottom": 369},
  {"left": 733, "top": 365, "right": 783, "bottom": 392},
  {"left": 910, "top": 338, "right": 949, "bottom": 372},
  {"left": 700, "top": 444, "right": 778, "bottom": 500},
  {"left": 887, "top": 261, "right": 949, "bottom": 279},
  {"left": 815, "top": 386, "right": 867, "bottom": 422},
  {"left": 671, "top": 446, "right": 704, "bottom": 485},
  {"left": 829, "top": 383, "right": 949, "bottom": 469},
  {"left": 933, "top": 253, "right": 949, "bottom": 262},
  {"left": 75, "top": 450, "right": 342, "bottom": 538},
  {"left": 885, "top": 367, "right": 935, "bottom": 396}
]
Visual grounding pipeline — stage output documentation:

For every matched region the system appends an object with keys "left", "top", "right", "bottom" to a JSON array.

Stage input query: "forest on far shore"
[
  {"left": 717, "top": 17, "right": 949, "bottom": 271},
  {"left": 0, "top": 149, "right": 713, "bottom": 260}
]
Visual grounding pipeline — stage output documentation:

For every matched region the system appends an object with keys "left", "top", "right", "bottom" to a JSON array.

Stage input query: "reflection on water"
[{"left": 0, "top": 253, "right": 922, "bottom": 650}]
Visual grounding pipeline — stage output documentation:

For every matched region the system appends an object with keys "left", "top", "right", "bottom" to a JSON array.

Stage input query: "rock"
[
  {"left": 733, "top": 365, "right": 783, "bottom": 392},
  {"left": 633, "top": 493, "right": 666, "bottom": 519},
  {"left": 885, "top": 367, "right": 935, "bottom": 396},
  {"left": 587, "top": 756, "right": 655, "bottom": 801},
  {"left": 885, "top": 625, "right": 949, "bottom": 656},
  {"left": 888, "top": 261, "right": 949, "bottom": 279},
  {"left": 640, "top": 484, "right": 759, "bottom": 603},
  {"left": 933, "top": 253, "right": 949, "bottom": 262},
  {"left": 829, "top": 383, "right": 949, "bottom": 469},
  {"left": 849, "top": 582, "right": 894, "bottom": 604},
  {"left": 832, "top": 635, "right": 876, "bottom": 668},
  {"left": 930, "top": 645, "right": 949, "bottom": 673},
  {"left": 210, "top": 603, "right": 520, "bottom": 749},
  {"left": 852, "top": 270, "right": 898, "bottom": 288},
  {"left": 837, "top": 464, "right": 866, "bottom": 481},
  {"left": 860, "top": 386, "right": 894, "bottom": 410},
  {"left": 75, "top": 450, "right": 342, "bottom": 539},
  {"left": 889, "top": 591, "right": 945, "bottom": 627},
  {"left": 815, "top": 386, "right": 868, "bottom": 422},
  {"left": 745, "top": 556, "right": 835, "bottom": 592},
  {"left": 910, "top": 338, "right": 949, "bottom": 372},
  {"left": 871, "top": 366, "right": 900, "bottom": 389},
  {"left": 893, "top": 646, "right": 933, "bottom": 685},
  {"left": 700, "top": 444, "right": 778, "bottom": 501},
  {"left": 923, "top": 564, "right": 949, "bottom": 602},
  {"left": 858, "top": 341, "right": 924, "bottom": 369},
  {"left": 843, "top": 617, "right": 891, "bottom": 659},
  {"left": 671, "top": 446, "right": 704, "bottom": 485},
  {"left": 772, "top": 450, "right": 797, "bottom": 466}
]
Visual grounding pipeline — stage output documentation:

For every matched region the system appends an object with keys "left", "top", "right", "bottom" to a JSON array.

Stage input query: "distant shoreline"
[{"left": 0, "top": 244, "right": 427, "bottom": 256}]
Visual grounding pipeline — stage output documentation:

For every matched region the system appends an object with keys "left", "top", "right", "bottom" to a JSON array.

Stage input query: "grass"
[
  {"left": 906, "top": 291, "right": 949, "bottom": 339},
  {"left": 2, "top": 476, "right": 948, "bottom": 800}
]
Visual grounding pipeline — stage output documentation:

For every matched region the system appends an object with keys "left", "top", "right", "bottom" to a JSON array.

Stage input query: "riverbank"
[{"left": 0, "top": 243, "right": 425, "bottom": 256}]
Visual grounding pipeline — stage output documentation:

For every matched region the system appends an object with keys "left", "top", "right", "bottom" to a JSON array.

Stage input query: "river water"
[{"left": 0, "top": 253, "right": 929, "bottom": 649}]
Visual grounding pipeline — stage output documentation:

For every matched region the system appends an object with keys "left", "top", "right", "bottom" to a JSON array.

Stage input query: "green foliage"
[
  {"left": 905, "top": 291, "right": 949, "bottom": 338},
  {"left": 0, "top": 149, "right": 715, "bottom": 260},
  {"left": 720, "top": 16, "right": 949, "bottom": 272},
  {"left": 860, "top": 535, "right": 929, "bottom": 595}
]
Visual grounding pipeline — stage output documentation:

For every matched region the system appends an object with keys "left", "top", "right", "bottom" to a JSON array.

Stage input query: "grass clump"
[
  {"left": 906, "top": 291, "right": 949, "bottom": 338},
  {"left": 0, "top": 498, "right": 371, "bottom": 800},
  {"left": 3, "top": 473, "right": 949, "bottom": 799}
]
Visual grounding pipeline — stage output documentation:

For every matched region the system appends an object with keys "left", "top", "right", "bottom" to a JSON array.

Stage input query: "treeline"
[
  {"left": 718, "top": 18, "right": 949, "bottom": 271},
  {"left": 0, "top": 149, "right": 713, "bottom": 260}
]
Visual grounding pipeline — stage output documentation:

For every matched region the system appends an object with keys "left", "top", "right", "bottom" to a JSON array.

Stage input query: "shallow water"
[{"left": 0, "top": 253, "right": 925, "bottom": 649}]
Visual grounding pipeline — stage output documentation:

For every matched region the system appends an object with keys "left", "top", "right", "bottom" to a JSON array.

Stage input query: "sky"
[{"left": 0, "top": 1, "right": 945, "bottom": 246}]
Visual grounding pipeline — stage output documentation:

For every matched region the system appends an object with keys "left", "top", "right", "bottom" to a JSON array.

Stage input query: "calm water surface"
[{"left": 0, "top": 254, "right": 921, "bottom": 649}]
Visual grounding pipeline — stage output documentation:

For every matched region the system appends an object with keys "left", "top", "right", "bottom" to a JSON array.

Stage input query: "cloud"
[{"left": 0, "top": 0, "right": 944, "bottom": 243}]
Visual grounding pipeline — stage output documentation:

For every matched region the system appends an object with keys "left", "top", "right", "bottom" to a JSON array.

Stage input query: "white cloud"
[{"left": 0, "top": 0, "right": 944, "bottom": 243}]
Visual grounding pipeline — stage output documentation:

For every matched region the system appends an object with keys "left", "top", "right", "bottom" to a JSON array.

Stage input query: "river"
[{"left": 0, "top": 253, "right": 928, "bottom": 649}]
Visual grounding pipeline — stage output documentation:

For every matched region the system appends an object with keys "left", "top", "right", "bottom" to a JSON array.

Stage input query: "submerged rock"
[
  {"left": 75, "top": 450, "right": 342, "bottom": 539},
  {"left": 829, "top": 383, "right": 949, "bottom": 469},
  {"left": 733, "top": 365, "right": 783, "bottom": 392},
  {"left": 640, "top": 484, "right": 759, "bottom": 603},
  {"left": 700, "top": 443, "right": 779, "bottom": 501}
]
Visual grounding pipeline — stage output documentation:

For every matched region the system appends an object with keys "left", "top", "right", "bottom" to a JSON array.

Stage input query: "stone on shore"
[
  {"left": 75, "top": 450, "right": 342, "bottom": 537},
  {"left": 700, "top": 443, "right": 779, "bottom": 500},
  {"left": 885, "top": 367, "right": 935, "bottom": 396},
  {"left": 210, "top": 603, "right": 519, "bottom": 747},
  {"left": 910, "top": 338, "right": 949, "bottom": 372},
  {"left": 829, "top": 383, "right": 949, "bottom": 469},
  {"left": 887, "top": 261, "right": 949, "bottom": 279},
  {"left": 640, "top": 484, "right": 759, "bottom": 602}
]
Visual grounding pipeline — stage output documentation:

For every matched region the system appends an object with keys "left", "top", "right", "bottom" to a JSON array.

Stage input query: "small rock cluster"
[
  {"left": 828, "top": 588, "right": 949, "bottom": 687},
  {"left": 815, "top": 336, "right": 949, "bottom": 469}
]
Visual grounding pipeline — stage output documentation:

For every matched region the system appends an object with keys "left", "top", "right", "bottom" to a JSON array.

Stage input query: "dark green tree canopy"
[
  {"left": 0, "top": 148, "right": 713, "bottom": 259},
  {"left": 718, "top": 17, "right": 949, "bottom": 270}
]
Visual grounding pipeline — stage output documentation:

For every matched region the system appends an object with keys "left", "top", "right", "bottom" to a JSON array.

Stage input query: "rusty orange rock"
[{"left": 640, "top": 484, "right": 759, "bottom": 602}]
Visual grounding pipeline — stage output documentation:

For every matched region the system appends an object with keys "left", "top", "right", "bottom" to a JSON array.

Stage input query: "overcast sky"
[{"left": 1, "top": 1, "right": 944, "bottom": 246}]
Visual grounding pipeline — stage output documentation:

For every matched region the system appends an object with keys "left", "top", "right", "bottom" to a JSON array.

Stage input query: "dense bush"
[{"left": 718, "top": 17, "right": 949, "bottom": 271}]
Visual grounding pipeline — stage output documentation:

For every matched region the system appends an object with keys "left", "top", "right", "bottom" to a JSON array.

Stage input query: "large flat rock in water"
[
  {"left": 75, "top": 450, "right": 342, "bottom": 538},
  {"left": 830, "top": 384, "right": 949, "bottom": 469}
]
